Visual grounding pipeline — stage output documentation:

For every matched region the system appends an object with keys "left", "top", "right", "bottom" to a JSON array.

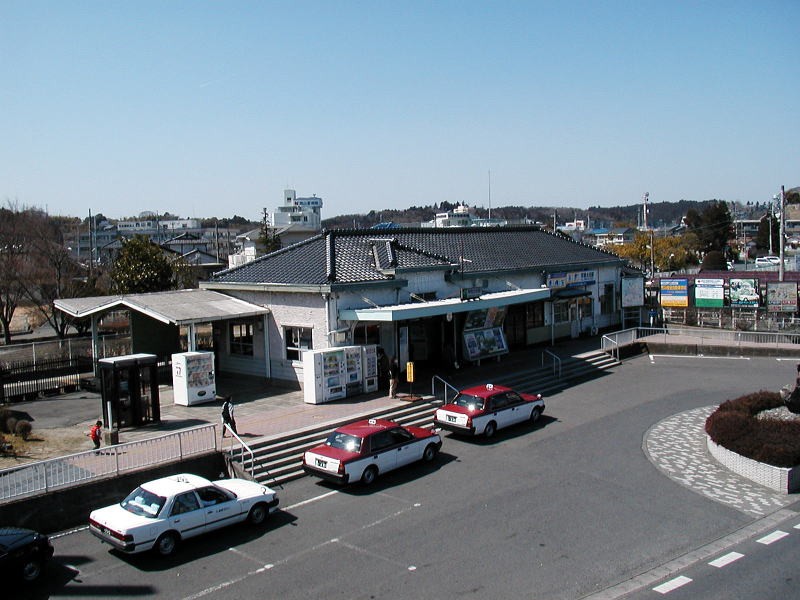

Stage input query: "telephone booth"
[{"left": 99, "top": 353, "right": 161, "bottom": 430}]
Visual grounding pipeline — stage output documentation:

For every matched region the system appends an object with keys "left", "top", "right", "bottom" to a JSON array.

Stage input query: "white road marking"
[
  {"left": 50, "top": 526, "right": 89, "bottom": 539},
  {"left": 757, "top": 530, "right": 789, "bottom": 545},
  {"left": 649, "top": 354, "right": 749, "bottom": 361},
  {"left": 285, "top": 490, "right": 339, "bottom": 510},
  {"left": 228, "top": 546, "right": 269, "bottom": 566},
  {"left": 794, "top": 523, "right": 800, "bottom": 530},
  {"left": 709, "top": 552, "right": 744, "bottom": 568},
  {"left": 653, "top": 576, "right": 692, "bottom": 594}
]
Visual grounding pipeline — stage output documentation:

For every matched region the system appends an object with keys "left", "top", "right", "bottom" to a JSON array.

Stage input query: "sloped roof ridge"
[
  {"left": 544, "top": 227, "right": 624, "bottom": 260},
  {"left": 213, "top": 231, "right": 326, "bottom": 277},
  {"left": 391, "top": 241, "right": 454, "bottom": 264}
]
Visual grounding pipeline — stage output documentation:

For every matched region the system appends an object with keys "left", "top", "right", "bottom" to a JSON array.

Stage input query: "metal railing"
[
  {"left": 541, "top": 349, "right": 562, "bottom": 379},
  {"left": 222, "top": 424, "right": 255, "bottom": 479},
  {"left": 600, "top": 326, "right": 800, "bottom": 357},
  {"left": 431, "top": 375, "right": 460, "bottom": 404},
  {"left": 0, "top": 424, "right": 218, "bottom": 503}
]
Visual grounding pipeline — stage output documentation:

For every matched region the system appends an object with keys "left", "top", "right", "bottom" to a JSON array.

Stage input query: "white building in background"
[
  {"left": 268, "top": 189, "right": 323, "bottom": 231},
  {"left": 422, "top": 203, "right": 508, "bottom": 228}
]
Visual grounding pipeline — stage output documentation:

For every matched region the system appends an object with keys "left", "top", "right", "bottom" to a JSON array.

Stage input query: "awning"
[
  {"left": 54, "top": 289, "right": 269, "bottom": 326},
  {"left": 551, "top": 288, "right": 592, "bottom": 299},
  {"left": 338, "top": 287, "right": 551, "bottom": 322}
]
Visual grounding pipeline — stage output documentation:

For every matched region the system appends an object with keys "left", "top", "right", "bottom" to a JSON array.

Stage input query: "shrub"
[
  {"left": 706, "top": 391, "right": 800, "bottom": 468},
  {"left": 0, "top": 408, "right": 10, "bottom": 433},
  {"left": 14, "top": 420, "right": 32, "bottom": 441},
  {"left": 5, "top": 417, "right": 18, "bottom": 436}
]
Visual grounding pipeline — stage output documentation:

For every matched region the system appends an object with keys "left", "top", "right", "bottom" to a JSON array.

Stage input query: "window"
[
  {"left": 285, "top": 326, "right": 312, "bottom": 361},
  {"left": 390, "top": 428, "right": 414, "bottom": 444},
  {"left": 369, "top": 430, "right": 396, "bottom": 452},
  {"left": 600, "top": 283, "right": 615, "bottom": 315},
  {"left": 526, "top": 303, "right": 545, "bottom": 328},
  {"left": 230, "top": 322, "right": 254, "bottom": 356},
  {"left": 553, "top": 302, "right": 570, "bottom": 323},
  {"left": 170, "top": 492, "right": 200, "bottom": 516},
  {"left": 197, "top": 486, "right": 231, "bottom": 507}
]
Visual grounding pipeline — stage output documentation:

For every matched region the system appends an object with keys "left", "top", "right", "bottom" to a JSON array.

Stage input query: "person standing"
[
  {"left": 389, "top": 358, "right": 400, "bottom": 399},
  {"left": 221, "top": 396, "right": 237, "bottom": 437},
  {"left": 88, "top": 420, "right": 102, "bottom": 451}
]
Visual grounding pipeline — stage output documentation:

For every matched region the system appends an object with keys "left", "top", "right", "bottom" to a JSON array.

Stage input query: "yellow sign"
[{"left": 406, "top": 362, "right": 414, "bottom": 383}]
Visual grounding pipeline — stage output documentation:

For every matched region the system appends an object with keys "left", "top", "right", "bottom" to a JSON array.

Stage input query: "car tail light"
[
  {"left": 90, "top": 519, "right": 132, "bottom": 543},
  {"left": 337, "top": 462, "right": 345, "bottom": 475},
  {"left": 465, "top": 415, "right": 472, "bottom": 428}
]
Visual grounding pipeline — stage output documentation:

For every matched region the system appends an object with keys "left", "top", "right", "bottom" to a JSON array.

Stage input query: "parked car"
[
  {"left": 303, "top": 418, "right": 442, "bottom": 485},
  {"left": 755, "top": 256, "right": 781, "bottom": 267},
  {"left": 89, "top": 473, "right": 279, "bottom": 556},
  {"left": 0, "top": 527, "right": 54, "bottom": 583},
  {"left": 434, "top": 383, "right": 545, "bottom": 438}
]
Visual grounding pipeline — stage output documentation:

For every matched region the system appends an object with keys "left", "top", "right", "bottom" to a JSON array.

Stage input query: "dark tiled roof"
[{"left": 211, "top": 226, "right": 623, "bottom": 286}]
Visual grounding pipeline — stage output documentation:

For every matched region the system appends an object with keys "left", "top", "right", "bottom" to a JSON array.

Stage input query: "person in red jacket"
[{"left": 88, "top": 420, "right": 102, "bottom": 451}]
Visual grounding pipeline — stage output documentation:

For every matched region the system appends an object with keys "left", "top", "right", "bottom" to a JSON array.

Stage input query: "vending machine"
[
  {"left": 361, "top": 345, "right": 379, "bottom": 393},
  {"left": 344, "top": 346, "right": 363, "bottom": 397},
  {"left": 303, "top": 348, "right": 347, "bottom": 404},
  {"left": 172, "top": 351, "right": 216, "bottom": 406}
]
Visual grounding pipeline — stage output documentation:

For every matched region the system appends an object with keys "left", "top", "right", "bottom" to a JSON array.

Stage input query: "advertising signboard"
[
  {"left": 621, "top": 277, "right": 645, "bottom": 308},
  {"left": 462, "top": 307, "right": 508, "bottom": 361},
  {"left": 767, "top": 282, "right": 798, "bottom": 313},
  {"left": 660, "top": 278, "right": 689, "bottom": 307},
  {"left": 694, "top": 278, "right": 724, "bottom": 308},
  {"left": 547, "top": 270, "right": 596, "bottom": 289},
  {"left": 729, "top": 279, "right": 759, "bottom": 307}
]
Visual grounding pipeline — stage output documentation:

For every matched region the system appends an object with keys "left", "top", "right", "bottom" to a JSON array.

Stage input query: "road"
[{"left": 15, "top": 354, "right": 800, "bottom": 599}]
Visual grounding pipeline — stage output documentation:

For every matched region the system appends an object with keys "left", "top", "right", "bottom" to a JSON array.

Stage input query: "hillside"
[{"left": 321, "top": 199, "right": 724, "bottom": 230}]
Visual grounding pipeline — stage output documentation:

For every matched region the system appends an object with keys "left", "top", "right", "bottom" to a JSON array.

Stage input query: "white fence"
[
  {"left": 0, "top": 333, "right": 132, "bottom": 366},
  {"left": 0, "top": 424, "right": 218, "bottom": 503},
  {"left": 602, "top": 326, "right": 800, "bottom": 360}
]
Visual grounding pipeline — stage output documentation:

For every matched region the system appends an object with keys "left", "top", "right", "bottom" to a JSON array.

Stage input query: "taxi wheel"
[
  {"left": 21, "top": 557, "right": 43, "bottom": 582},
  {"left": 423, "top": 443, "right": 439, "bottom": 462},
  {"left": 155, "top": 532, "right": 179, "bottom": 557},
  {"left": 530, "top": 407, "right": 542, "bottom": 423},
  {"left": 361, "top": 466, "right": 378, "bottom": 486},
  {"left": 248, "top": 503, "right": 268, "bottom": 525},
  {"left": 483, "top": 421, "right": 497, "bottom": 438}
]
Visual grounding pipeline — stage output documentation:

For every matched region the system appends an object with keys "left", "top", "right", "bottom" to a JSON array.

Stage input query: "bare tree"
[{"left": 0, "top": 204, "right": 33, "bottom": 343}]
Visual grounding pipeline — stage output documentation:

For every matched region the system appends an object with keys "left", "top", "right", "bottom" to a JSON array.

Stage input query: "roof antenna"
[{"left": 488, "top": 169, "right": 492, "bottom": 220}]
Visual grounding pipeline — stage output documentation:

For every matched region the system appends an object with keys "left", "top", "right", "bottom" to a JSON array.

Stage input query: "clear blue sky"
[{"left": 2, "top": 1, "right": 797, "bottom": 221}]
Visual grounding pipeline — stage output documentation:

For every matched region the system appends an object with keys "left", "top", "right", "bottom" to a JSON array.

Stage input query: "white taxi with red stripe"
[
  {"left": 434, "top": 383, "right": 544, "bottom": 438},
  {"left": 303, "top": 418, "right": 442, "bottom": 485}
]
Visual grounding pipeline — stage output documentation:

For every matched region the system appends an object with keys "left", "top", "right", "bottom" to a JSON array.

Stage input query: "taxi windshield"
[
  {"left": 325, "top": 432, "right": 362, "bottom": 453},
  {"left": 452, "top": 393, "right": 485, "bottom": 411},
  {"left": 121, "top": 486, "right": 166, "bottom": 518}
]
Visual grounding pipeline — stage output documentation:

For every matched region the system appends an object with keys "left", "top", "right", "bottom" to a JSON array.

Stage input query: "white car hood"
[{"left": 90, "top": 503, "right": 159, "bottom": 531}]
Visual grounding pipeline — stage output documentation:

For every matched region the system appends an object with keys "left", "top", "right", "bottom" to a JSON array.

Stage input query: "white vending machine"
[
  {"left": 361, "top": 345, "right": 379, "bottom": 393},
  {"left": 303, "top": 348, "right": 347, "bottom": 404},
  {"left": 344, "top": 346, "right": 363, "bottom": 397},
  {"left": 172, "top": 351, "right": 216, "bottom": 406}
]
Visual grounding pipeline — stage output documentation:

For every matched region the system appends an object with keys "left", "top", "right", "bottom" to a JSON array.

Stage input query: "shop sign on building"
[
  {"left": 660, "top": 278, "right": 689, "bottom": 307},
  {"left": 547, "top": 270, "right": 595, "bottom": 290},
  {"left": 694, "top": 278, "right": 724, "bottom": 308}
]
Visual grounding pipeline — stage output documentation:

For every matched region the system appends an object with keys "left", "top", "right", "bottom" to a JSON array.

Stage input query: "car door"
[
  {"left": 167, "top": 491, "right": 206, "bottom": 540},
  {"left": 389, "top": 427, "right": 419, "bottom": 467},
  {"left": 503, "top": 391, "right": 529, "bottom": 426},
  {"left": 366, "top": 430, "right": 398, "bottom": 475},
  {"left": 488, "top": 393, "right": 512, "bottom": 429},
  {"left": 197, "top": 486, "right": 239, "bottom": 532}
]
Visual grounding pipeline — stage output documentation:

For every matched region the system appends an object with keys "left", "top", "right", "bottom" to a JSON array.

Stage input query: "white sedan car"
[{"left": 89, "top": 473, "right": 279, "bottom": 556}]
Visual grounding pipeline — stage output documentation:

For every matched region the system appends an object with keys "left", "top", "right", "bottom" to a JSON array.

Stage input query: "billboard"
[
  {"left": 729, "top": 279, "right": 759, "bottom": 307},
  {"left": 660, "top": 278, "right": 689, "bottom": 307},
  {"left": 621, "top": 277, "right": 644, "bottom": 308},
  {"left": 694, "top": 278, "right": 724, "bottom": 308},
  {"left": 767, "top": 282, "right": 798, "bottom": 313}
]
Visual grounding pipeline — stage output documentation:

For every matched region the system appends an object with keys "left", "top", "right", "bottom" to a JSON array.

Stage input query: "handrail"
[
  {"left": 601, "top": 335, "right": 619, "bottom": 361},
  {"left": 541, "top": 349, "right": 561, "bottom": 379},
  {"left": 431, "top": 375, "right": 459, "bottom": 403},
  {"left": 223, "top": 424, "right": 255, "bottom": 479}
]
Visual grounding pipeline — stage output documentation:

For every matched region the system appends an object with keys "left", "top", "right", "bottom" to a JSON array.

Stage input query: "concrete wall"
[
  {"left": 707, "top": 436, "right": 799, "bottom": 493},
  {"left": 3, "top": 453, "right": 225, "bottom": 534}
]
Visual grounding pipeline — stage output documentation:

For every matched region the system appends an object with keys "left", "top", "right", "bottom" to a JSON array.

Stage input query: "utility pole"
[
  {"left": 779, "top": 185, "right": 786, "bottom": 282},
  {"left": 642, "top": 192, "right": 649, "bottom": 230}
]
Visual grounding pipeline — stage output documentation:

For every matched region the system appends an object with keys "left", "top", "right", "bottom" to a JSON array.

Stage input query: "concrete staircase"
[{"left": 230, "top": 349, "right": 619, "bottom": 488}]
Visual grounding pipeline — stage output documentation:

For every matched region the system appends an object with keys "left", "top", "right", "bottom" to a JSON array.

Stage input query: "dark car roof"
[{"left": 458, "top": 383, "right": 512, "bottom": 398}]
